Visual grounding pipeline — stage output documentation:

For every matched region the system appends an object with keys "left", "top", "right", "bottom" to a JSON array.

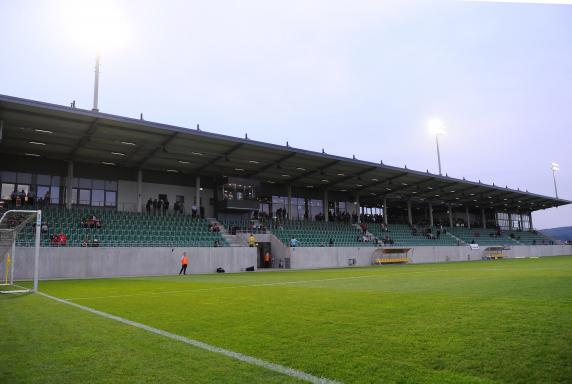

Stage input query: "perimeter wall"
[{"left": 5, "top": 244, "right": 572, "bottom": 280}]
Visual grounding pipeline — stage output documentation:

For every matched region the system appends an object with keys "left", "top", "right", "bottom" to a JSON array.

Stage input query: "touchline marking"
[
  {"left": 37, "top": 291, "right": 339, "bottom": 384},
  {"left": 65, "top": 267, "right": 509, "bottom": 301}
]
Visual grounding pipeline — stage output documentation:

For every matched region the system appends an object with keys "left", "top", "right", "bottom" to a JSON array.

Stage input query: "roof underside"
[{"left": 0, "top": 94, "right": 569, "bottom": 212}]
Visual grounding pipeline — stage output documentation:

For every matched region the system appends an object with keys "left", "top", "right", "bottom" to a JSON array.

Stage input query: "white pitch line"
[
  {"left": 37, "top": 291, "right": 339, "bottom": 384},
  {"left": 65, "top": 267, "right": 511, "bottom": 301}
]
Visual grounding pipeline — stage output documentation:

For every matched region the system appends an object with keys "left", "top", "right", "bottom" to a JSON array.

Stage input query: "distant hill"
[{"left": 541, "top": 226, "right": 572, "bottom": 241}]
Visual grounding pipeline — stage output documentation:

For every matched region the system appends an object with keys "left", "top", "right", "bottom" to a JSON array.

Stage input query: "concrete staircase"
[{"left": 206, "top": 218, "right": 246, "bottom": 247}]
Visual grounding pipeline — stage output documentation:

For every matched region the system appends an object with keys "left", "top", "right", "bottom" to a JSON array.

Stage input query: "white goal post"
[{"left": 0, "top": 209, "right": 41, "bottom": 294}]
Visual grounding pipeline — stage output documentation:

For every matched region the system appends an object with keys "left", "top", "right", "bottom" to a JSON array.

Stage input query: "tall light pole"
[
  {"left": 92, "top": 52, "right": 101, "bottom": 112},
  {"left": 551, "top": 162, "right": 559, "bottom": 199},
  {"left": 428, "top": 118, "right": 446, "bottom": 176}
]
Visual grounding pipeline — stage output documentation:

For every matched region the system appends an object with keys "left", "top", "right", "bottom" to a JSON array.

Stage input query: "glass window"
[
  {"left": 72, "top": 188, "right": 78, "bottom": 204},
  {"left": 16, "top": 185, "right": 30, "bottom": 195},
  {"left": 105, "top": 191, "right": 117, "bottom": 206},
  {"left": 79, "top": 189, "right": 91, "bottom": 205},
  {"left": 105, "top": 181, "right": 118, "bottom": 191},
  {"left": 37, "top": 185, "right": 50, "bottom": 202},
  {"left": 51, "top": 186, "right": 60, "bottom": 204},
  {"left": 17, "top": 173, "right": 32, "bottom": 184},
  {"left": 79, "top": 178, "right": 92, "bottom": 188},
  {"left": 51, "top": 176, "right": 61, "bottom": 186},
  {"left": 92, "top": 189, "right": 105, "bottom": 206},
  {"left": 1, "top": 183, "right": 15, "bottom": 200},
  {"left": 1, "top": 172, "right": 17, "bottom": 183},
  {"left": 92, "top": 179, "right": 105, "bottom": 189},
  {"left": 37, "top": 174, "right": 51, "bottom": 185}
]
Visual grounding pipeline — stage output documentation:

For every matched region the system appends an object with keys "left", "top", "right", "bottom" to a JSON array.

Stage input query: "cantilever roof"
[{"left": 0, "top": 94, "right": 569, "bottom": 212}]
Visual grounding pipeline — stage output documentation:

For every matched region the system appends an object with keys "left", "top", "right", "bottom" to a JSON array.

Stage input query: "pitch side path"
[{"left": 2, "top": 256, "right": 572, "bottom": 383}]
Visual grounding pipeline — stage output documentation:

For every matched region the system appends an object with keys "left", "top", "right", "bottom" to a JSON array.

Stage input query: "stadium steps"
[{"left": 207, "top": 218, "right": 244, "bottom": 247}]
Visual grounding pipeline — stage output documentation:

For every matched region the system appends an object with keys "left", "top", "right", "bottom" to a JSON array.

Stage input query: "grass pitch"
[{"left": 1, "top": 256, "right": 572, "bottom": 383}]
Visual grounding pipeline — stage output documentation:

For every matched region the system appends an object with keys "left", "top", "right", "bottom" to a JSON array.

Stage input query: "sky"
[{"left": 0, "top": 0, "right": 570, "bottom": 229}]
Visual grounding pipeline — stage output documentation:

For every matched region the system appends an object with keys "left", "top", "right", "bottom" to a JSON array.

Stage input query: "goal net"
[{"left": 0, "top": 210, "right": 41, "bottom": 294}]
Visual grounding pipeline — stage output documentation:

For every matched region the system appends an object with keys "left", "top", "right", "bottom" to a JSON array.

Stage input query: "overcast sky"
[{"left": 1, "top": 0, "right": 570, "bottom": 229}]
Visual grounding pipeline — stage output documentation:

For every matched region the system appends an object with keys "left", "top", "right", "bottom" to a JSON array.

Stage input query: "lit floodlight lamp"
[
  {"left": 551, "top": 162, "right": 559, "bottom": 172},
  {"left": 428, "top": 118, "right": 446, "bottom": 136}
]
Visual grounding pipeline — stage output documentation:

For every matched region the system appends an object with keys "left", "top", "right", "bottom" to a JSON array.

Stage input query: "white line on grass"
[
  {"left": 65, "top": 267, "right": 510, "bottom": 301},
  {"left": 37, "top": 291, "right": 339, "bottom": 384}
]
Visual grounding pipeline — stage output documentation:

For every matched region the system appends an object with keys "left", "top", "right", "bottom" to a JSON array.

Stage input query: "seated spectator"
[
  {"left": 81, "top": 238, "right": 88, "bottom": 247},
  {"left": 208, "top": 224, "right": 213, "bottom": 232},
  {"left": 50, "top": 234, "right": 59, "bottom": 246},
  {"left": 41, "top": 222, "right": 49, "bottom": 234},
  {"left": 328, "top": 238, "right": 334, "bottom": 247},
  {"left": 92, "top": 237, "right": 100, "bottom": 247},
  {"left": 58, "top": 233, "right": 67, "bottom": 246},
  {"left": 213, "top": 240, "right": 220, "bottom": 247}
]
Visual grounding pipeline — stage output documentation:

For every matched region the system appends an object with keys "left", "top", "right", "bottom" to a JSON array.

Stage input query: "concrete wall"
[
  {"left": 4, "top": 244, "right": 570, "bottom": 280},
  {"left": 9, "top": 246, "right": 257, "bottom": 280},
  {"left": 287, "top": 244, "right": 572, "bottom": 270}
]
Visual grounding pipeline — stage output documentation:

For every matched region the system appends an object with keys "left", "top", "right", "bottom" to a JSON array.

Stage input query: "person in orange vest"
[
  {"left": 263, "top": 251, "right": 271, "bottom": 268},
  {"left": 179, "top": 252, "right": 189, "bottom": 275}
]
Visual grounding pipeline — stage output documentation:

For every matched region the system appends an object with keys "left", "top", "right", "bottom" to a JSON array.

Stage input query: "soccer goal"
[{"left": 0, "top": 210, "right": 41, "bottom": 294}]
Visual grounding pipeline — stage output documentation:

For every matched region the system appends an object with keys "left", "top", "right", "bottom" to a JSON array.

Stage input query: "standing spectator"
[
  {"left": 146, "top": 198, "right": 152, "bottom": 213},
  {"left": 179, "top": 252, "right": 189, "bottom": 275},
  {"left": 152, "top": 198, "right": 158, "bottom": 213},
  {"left": 163, "top": 198, "right": 169, "bottom": 213},
  {"left": 191, "top": 202, "right": 198, "bottom": 218},
  {"left": 248, "top": 233, "right": 256, "bottom": 247},
  {"left": 44, "top": 190, "right": 51, "bottom": 206},
  {"left": 11, "top": 190, "right": 17, "bottom": 208}
]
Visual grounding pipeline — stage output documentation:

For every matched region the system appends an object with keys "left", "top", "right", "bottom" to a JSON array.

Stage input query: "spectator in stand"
[
  {"left": 41, "top": 222, "right": 49, "bottom": 234},
  {"left": 44, "top": 190, "right": 51, "bottom": 206},
  {"left": 157, "top": 199, "right": 163, "bottom": 214},
  {"left": 58, "top": 233, "right": 67, "bottom": 246},
  {"left": 152, "top": 198, "right": 158, "bottom": 213},
  {"left": 213, "top": 240, "right": 220, "bottom": 247},
  {"left": 248, "top": 233, "right": 256, "bottom": 247},
  {"left": 146, "top": 198, "right": 152, "bottom": 213},
  {"left": 289, "top": 237, "right": 299, "bottom": 247},
  {"left": 81, "top": 238, "right": 88, "bottom": 247},
  {"left": 163, "top": 198, "right": 169, "bottom": 213},
  {"left": 360, "top": 223, "right": 368, "bottom": 235},
  {"left": 92, "top": 237, "right": 100, "bottom": 247},
  {"left": 328, "top": 238, "right": 334, "bottom": 247},
  {"left": 191, "top": 202, "right": 198, "bottom": 218},
  {"left": 11, "top": 190, "right": 17, "bottom": 208}
]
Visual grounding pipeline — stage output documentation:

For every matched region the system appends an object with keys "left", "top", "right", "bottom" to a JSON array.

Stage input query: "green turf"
[{"left": 2, "top": 256, "right": 572, "bottom": 383}]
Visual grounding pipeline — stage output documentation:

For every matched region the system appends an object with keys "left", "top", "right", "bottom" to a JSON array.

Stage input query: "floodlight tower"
[
  {"left": 428, "top": 118, "right": 446, "bottom": 176},
  {"left": 92, "top": 52, "right": 101, "bottom": 112},
  {"left": 551, "top": 162, "right": 560, "bottom": 199}
]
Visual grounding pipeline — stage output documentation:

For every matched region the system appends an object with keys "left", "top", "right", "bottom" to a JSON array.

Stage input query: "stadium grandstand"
[{"left": 1, "top": 94, "right": 570, "bottom": 277}]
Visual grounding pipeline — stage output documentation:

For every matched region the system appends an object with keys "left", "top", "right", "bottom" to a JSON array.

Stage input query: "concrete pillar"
[
  {"left": 465, "top": 205, "right": 470, "bottom": 229},
  {"left": 407, "top": 200, "right": 412, "bottom": 226},
  {"left": 448, "top": 204, "right": 453, "bottom": 228},
  {"left": 482, "top": 207, "right": 486, "bottom": 229},
  {"left": 195, "top": 176, "right": 200, "bottom": 209},
  {"left": 356, "top": 195, "right": 360, "bottom": 224},
  {"left": 383, "top": 198, "right": 388, "bottom": 225},
  {"left": 137, "top": 169, "right": 143, "bottom": 213},
  {"left": 429, "top": 202, "right": 434, "bottom": 227},
  {"left": 529, "top": 212, "right": 533, "bottom": 230},
  {"left": 287, "top": 184, "right": 292, "bottom": 221},
  {"left": 324, "top": 189, "right": 329, "bottom": 222},
  {"left": 519, "top": 213, "right": 524, "bottom": 231},
  {"left": 66, "top": 161, "right": 74, "bottom": 209}
]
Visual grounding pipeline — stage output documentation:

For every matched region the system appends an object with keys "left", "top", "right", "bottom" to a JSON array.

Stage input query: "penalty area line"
[{"left": 37, "top": 291, "right": 339, "bottom": 384}]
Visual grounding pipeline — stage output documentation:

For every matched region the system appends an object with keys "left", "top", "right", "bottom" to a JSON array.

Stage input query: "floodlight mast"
[
  {"left": 428, "top": 119, "right": 446, "bottom": 176},
  {"left": 551, "top": 162, "right": 559, "bottom": 199},
  {"left": 92, "top": 52, "right": 101, "bottom": 112}
]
